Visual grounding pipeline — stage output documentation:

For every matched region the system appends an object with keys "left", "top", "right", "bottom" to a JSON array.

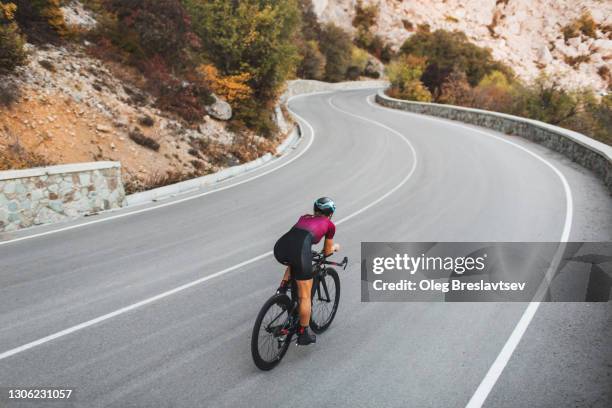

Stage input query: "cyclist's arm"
[{"left": 323, "top": 238, "right": 339, "bottom": 256}]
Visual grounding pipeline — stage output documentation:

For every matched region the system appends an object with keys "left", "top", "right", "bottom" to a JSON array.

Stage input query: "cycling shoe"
[{"left": 297, "top": 327, "right": 316, "bottom": 345}]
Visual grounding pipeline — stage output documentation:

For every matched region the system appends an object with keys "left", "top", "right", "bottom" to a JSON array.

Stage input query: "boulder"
[
  {"left": 536, "top": 45, "right": 553, "bottom": 65},
  {"left": 364, "top": 57, "right": 384, "bottom": 78},
  {"left": 205, "top": 94, "right": 232, "bottom": 121}
]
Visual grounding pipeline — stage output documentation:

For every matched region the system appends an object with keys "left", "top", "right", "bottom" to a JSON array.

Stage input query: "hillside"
[
  {"left": 0, "top": 0, "right": 292, "bottom": 191},
  {"left": 313, "top": 0, "right": 612, "bottom": 92}
]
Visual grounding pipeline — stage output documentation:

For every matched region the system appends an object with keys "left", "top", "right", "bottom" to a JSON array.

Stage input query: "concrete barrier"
[
  {"left": 0, "top": 161, "right": 126, "bottom": 232},
  {"left": 376, "top": 91, "right": 612, "bottom": 193}
]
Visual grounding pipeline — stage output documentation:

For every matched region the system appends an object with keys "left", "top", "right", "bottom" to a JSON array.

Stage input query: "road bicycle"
[{"left": 251, "top": 251, "right": 348, "bottom": 370}]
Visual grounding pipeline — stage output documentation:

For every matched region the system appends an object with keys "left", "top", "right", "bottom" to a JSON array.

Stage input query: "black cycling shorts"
[{"left": 273, "top": 227, "right": 313, "bottom": 280}]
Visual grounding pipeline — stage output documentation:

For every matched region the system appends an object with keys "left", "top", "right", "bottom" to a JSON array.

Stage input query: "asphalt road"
[{"left": 1, "top": 89, "right": 611, "bottom": 408}]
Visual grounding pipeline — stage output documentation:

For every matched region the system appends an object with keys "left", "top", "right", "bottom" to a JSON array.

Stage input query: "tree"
[
  {"left": 386, "top": 55, "right": 432, "bottom": 102},
  {"left": 514, "top": 76, "right": 579, "bottom": 126},
  {"left": 184, "top": 0, "right": 300, "bottom": 101},
  {"left": 297, "top": 40, "right": 326, "bottom": 80},
  {"left": 0, "top": 1, "right": 26, "bottom": 73},
  {"left": 437, "top": 68, "right": 474, "bottom": 106},
  {"left": 298, "top": 0, "right": 320, "bottom": 41},
  {"left": 400, "top": 29, "right": 513, "bottom": 96},
  {"left": 318, "top": 23, "right": 352, "bottom": 82},
  {"left": 105, "top": 0, "right": 195, "bottom": 64},
  {"left": 13, "top": 0, "right": 66, "bottom": 42}
]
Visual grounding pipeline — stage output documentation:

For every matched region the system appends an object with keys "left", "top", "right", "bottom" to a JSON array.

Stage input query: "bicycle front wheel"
[
  {"left": 251, "top": 294, "right": 293, "bottom": 371},
  {"left": 310, "top": 267, "right": 340, "bottom": 334}
]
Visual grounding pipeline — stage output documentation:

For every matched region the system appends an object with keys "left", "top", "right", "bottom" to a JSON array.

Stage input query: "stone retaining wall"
[
  {"left": 376, "top": 92, "right": 612, "bottom": 193},
  {"left": 0, "top": 162, "right": 126, "bottom": 232}
]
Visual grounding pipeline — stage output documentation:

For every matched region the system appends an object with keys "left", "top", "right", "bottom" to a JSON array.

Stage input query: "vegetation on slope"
[{"left": 387, "top": 28, "right": 612, "bottom": 146}]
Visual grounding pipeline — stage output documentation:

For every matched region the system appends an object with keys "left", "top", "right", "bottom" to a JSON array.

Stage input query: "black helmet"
[{"left": 314, "top": 197, "right": 336, "bottom": 216}]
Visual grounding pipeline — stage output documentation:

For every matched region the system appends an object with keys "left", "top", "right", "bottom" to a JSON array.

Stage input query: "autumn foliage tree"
[
  {"left": 198, "top": 64, "right": 252, "bottom": 104},
  {"left": 0, "top": 1, "right": 26, "bottom": 73},
  {"left": 400, "top": 29, "right": 512, "bottom": 96},
  {"left": 386, "top": 55, "right": 432, "bottom": 102},
  {"left": 184, "top": 0, "right": 301, "bottom": 135}
]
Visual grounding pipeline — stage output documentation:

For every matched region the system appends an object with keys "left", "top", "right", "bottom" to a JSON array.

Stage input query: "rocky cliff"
[{"left": 313, "top": 0, "right": 612, "bottom": 92}]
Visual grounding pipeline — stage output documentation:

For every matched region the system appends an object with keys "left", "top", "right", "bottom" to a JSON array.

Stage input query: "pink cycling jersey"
[{"left": 294, "top": 214, "right": 336, "bottom": 244}]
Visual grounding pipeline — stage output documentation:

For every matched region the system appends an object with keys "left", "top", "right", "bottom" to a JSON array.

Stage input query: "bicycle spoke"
[{"left": 257, "top": 302, "right": 289, "bottom": 363}]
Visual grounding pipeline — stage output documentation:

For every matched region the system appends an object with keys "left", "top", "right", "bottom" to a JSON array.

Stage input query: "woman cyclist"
[{"left": 273, "top": 197, "right": 340, "bottom": 345}]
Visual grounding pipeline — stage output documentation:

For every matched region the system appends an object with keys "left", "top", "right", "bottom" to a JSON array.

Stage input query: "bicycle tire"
[
  {"left": 310, "top": 267, "right": 340, "bottom": 334},
  {"left": 251, "top": 294, "right": 293, "bottom": 371}
]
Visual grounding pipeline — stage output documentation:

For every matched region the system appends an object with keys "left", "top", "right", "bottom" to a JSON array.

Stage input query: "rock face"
[
  {"left": 0, "top": 163, "right": 126, "bottom": 232},
  {"left": 205, "top": 94, "right": 232, "bottom": 121},
  {"left": 313, "top": 0, "right": 612, "bottom": 92}
]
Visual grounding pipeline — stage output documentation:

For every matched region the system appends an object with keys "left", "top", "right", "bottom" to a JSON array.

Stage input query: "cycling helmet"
[{"left": 314, "top": 197, "right": 336, "bottom": 216}]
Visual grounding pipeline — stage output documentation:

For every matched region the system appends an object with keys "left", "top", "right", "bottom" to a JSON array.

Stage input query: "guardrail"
[{"left": 376, "top": 91, "right": 612, "bottom": 193}]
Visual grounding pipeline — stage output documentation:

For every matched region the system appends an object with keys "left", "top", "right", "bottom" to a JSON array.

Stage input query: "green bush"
[
  {"left": 346, "top": 65, "right": 360, "bottom": 80},
  {"left": 386, "top": 55, "right": 432, "bottom": 102},
  {"left": 297, "top": 40, "right": 326, "bottom": 80},
  {"left": 400, "top": 29, "right": 513, "bottom": 96},
  {"left": 0, "top": 2, "right": 27, "bottom": 73},
  {"left": 471, "top": 70, "right": 516, "bottom": 113},
  {"left": 13, "top": 0, "right": 66, "bottom": 42},
  {"left": 318, "top": 23, "right": 353, "bottom": 82},
  {"left": 350, "top": 46, "right": 369, "bottom": 73}
]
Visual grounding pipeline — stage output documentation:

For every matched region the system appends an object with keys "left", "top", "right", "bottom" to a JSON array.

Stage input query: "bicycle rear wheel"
[
  {"left": 251, "top": 294, "right": 293, "bottom": 370},
  {"left": 310, "top": 267, "right": 340, "bottom": 334}
]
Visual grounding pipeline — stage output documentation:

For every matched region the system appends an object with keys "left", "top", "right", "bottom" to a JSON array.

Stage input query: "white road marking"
[
  {"left": 366, "top": 94, "right": 574, "bottom": 408},
  {"left": 0, "top": 92, "right": 419, "bottom": 361},
  {"left": 0, "top": 95, "right": 316, "bottom": 247}
]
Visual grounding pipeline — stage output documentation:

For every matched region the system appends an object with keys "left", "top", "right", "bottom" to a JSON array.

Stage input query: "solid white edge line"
[
  {"left": 0, "top": 91, "right": 419, "bottom": 361},
  {"left": 366, "top": 95, "right": 574, "bottom": 408},
  {"left": 0, "top": 94, "right": 317, "bottom": 247}
]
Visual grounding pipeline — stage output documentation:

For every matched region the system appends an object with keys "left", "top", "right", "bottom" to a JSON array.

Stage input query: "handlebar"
[{"left": 312, "top": 251, "right": 348, "bottom": 270}]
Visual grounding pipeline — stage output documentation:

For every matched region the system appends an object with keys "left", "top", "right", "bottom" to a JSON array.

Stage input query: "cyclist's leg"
[
  {"left": 296, "top": 279, "right": 313, "bottom": 326},
  {"left": 295, "top": 234, "right": 314, "bottom": 326}
]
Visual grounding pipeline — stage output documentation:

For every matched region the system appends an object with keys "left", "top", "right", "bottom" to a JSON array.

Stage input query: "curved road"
[{"left": 1, "top": 89, "right": 611, "bottom": 407}]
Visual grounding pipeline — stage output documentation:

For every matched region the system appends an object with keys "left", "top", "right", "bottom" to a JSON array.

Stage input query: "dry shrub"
[
  {"left": 0, "top": 81, "right": 20, "bottom": 106},
  {"left": 565, "top": 54, "right": 590, "bottom": 67},
  {"left": 438, "top": 69, "right": 475, "bottom": 106},
  {"left": 402, "top": 19, "right": 413, "bottom": 31},
  {"left": 229, "top": 133, "right": 274, "bottom": 163},
  {"left": 123, "top": 170, "right": 196, "bottom": 194},
  {"left": 128, "top": 128, "right": 160, "bottom": 151},
  {"left": 0, "top": 141, "right": 49, "bottom": 170},
  {"left": 597, "top": 65, "right": 610, "bottom": 83},
  {"left": 142, "top": 56, "right": 212, "bottom": 123}
]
